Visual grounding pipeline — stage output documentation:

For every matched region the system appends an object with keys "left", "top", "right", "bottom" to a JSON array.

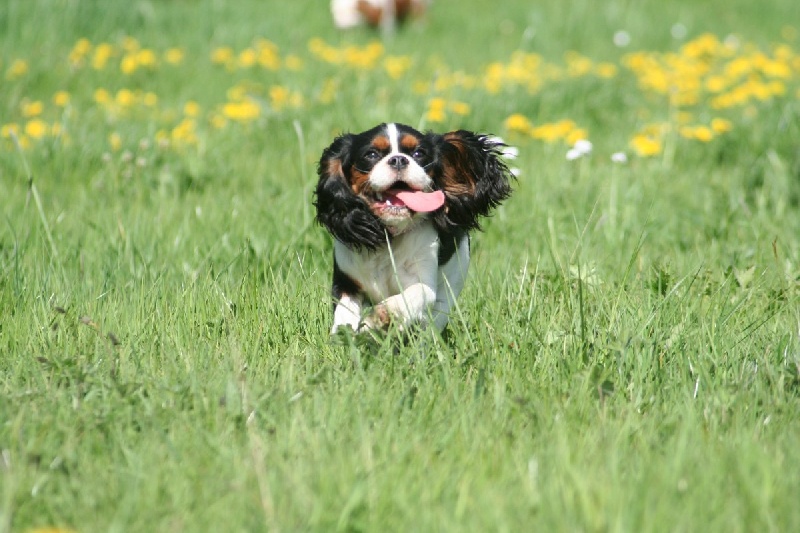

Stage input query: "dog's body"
[
  {"left": 315, "top": 123, "right": 513, "bottom": 334},
  {"left": 331, "top": 0, "right": 429, "bottom": 30}
]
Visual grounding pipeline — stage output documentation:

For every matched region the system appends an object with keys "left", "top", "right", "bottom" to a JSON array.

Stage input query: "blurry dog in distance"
[{"left": 331, "top": 0, "right": 430, "bottom": 32}]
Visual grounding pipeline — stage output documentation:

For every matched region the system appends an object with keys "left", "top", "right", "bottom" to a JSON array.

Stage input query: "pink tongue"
[{"left": 393, "top": 190, "right": 445, "bottom": 213}]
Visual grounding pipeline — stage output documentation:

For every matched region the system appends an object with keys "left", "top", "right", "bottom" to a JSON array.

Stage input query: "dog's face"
[{"left": 315, "top": 122, "right": 513, "bottom": 249}]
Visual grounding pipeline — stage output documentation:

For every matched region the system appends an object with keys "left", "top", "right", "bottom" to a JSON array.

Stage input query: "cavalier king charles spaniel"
[
  {"left": 331, "top": 0, "right": 430, "bottom": 30},
  {"left": 315, "top": 122, "right": 513, "bottom": 335}
]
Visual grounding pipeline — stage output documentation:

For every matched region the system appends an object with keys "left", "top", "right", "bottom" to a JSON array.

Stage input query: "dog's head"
[{"left": 315, "top": 122, "right": 513, "bottom": 250}]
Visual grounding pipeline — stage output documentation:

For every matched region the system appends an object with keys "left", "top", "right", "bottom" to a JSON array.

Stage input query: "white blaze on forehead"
[{"left": 386, "top": 123, "right": 400, "bottom": 153}]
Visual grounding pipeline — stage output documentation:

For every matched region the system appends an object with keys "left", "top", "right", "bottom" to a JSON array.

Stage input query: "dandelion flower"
[
  {"left": 53, "top": 91, "right": 71, "bottom": 107},
  {"left": 6, "top": 59, "right": 29, "bottom": 79},
  {"left": 94, "top": 88, "right": 112, "bottom": 105},
  {"left": 25, "top": 119, "right": 49, "bottom": 139},
  {"left": 449, "top": 101, "right": 471, "bottom": 116},
  {"left": 184, "top": 101, "right": 201, "bottom": 117},
  {"left": 164, "top": 48, "right": 185, "bottom": 65},
  {"left": 211, "top": 47, "right": 233, "bottom": 64},
  {"left": 22, "top": 100, "right": 44, "bottom": 117},
  {"left": 109, "top": 132, "right": 122, "bottom": 151},
  {"left": 710, "top": 118, "right": 733, "bottom": 133},
  {"left": 504, "top": 114, "right": 532, "bottom": 134},
  {"left": 630, "top": 134, "right": 662, "bottom": 157}
]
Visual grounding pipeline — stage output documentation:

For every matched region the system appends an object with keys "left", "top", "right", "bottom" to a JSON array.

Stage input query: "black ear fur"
[
  {"left": 314, "top": 133, "right": 386, "bottom": 250},
  {"left": 432, "top": 131, "right": 514, "bottom": 234}
]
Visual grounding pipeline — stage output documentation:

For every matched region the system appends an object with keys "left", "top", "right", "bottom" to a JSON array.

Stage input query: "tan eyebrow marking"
[{"left": 400, "top": 134, "right": 419, "bottom": 151}]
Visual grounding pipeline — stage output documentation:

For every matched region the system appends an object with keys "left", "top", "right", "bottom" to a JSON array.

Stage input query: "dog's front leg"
[
  {"left": 331, "top": 294, "right": 363, "bottom": 334},
  {"left": 360, "top": 282, "right": 437, "bottom": 331}
]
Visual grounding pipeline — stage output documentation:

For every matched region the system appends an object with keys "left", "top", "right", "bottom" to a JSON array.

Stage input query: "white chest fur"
[{"left": 331, "top": 221, "right": 470, "bottom": 332}]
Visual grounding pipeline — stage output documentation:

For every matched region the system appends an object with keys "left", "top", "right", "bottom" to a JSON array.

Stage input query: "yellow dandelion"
[
  {"left": 121, "top": 36, "right": 141, "bottom": 52},
  {"left": 693, "top": 126, "right": 714, "bottom": 142},
  {"left": 428, "top": 97, "right": 447, "bottom": 112},
  {"left": 120, "top": 55, "right": 138, "bottom": 74},
  {"left": 285, "top": 54, "right": 303, "bottom": 71},
  {"left": 710, "top": 118, "right": 733, "bottom": 133},
  {"left": 136, "top": 49, "right": 157, "bottom": 67},
  {"left": 289, "top": 92, "right": 304, "bottom": 109},
  {"left": 109, "top": 132, "right": 122, "bottom": 151},
  {"left": 566, "top": 128, "right": 588, "bottom": 145},
  {"left": 142, "top": 92, "right": 159, "bottom": 107},
  {"left": 1, "top": 123, "right": 20, "bottom": 139},
  {"left": 222, "top": 100, "right": 260, "bottom": 122},
  {"left": 25, "top": 119, "right": 49, "bottom": 139},
  {"left": 22, "top": 100, "right": 44, "bottom": 117},
  {"left": 171, "top": 118, "right": 198, "bottom": 144},
  {"left": 269, "top": 85, "right": 291, "bottom": 111},
  {"left": 504, "top": 114, "right": 532, "bottom": 134},
  {"left": 92, "top": 43, "right": 114, "bottom": 70},
  {"left": 6, "top": 59, "right": 29, "bottom": 79},
  {"left": 53, "top": 91, "right": 71, "bottom": 107},
  {"left": 238, "top": 48, "right": 258, "bottom": 68},
  {"left": 226, "top": 84, "right": 247, "bottom": 102},
  {"left": 69, "top": 38, "right": 92, "bottom": 65},
  {"left": 115, "top": 89, "right": 137, "bottom": 107},
  {"left": 211, "top": 47, "right": 234, "bottom": 65},
  {"left": 594, "top": 62, "right": 618, "bottom": 78},
  {"left": 531, "top": 120, "right": 576, "bottom": 142},
  {"left": 184, "top": 101, "right": 201, "bottom": 117},
  {"left": 257, "top": 47, "right": 281, "bottom": 70},
  {"left": 705, "top": 75, "right": 729, "bottom": 93},
  {"left": 318, "top": 78, "right": 338, "bottom": 104},
  {"left": 412, "top": 80, "right": 431, "bottom": 95},
  {"left": 426, "top": 97, "right": 447, "bottom": 123},
  {"left": 94, "top": 88, "right": 112, "bottom": 105},
  {"left": 383, "top": 55, "right": 413, "bottom": 80},
  {"left": 210, "top": 114, "right": 227, "bottom": 130},
  {"left": 449, "top": 101, "right": 471, "bottom": 116},
  {"left": 426, "top": 108, "right": 446, "bottom": 123},
  {"left": 164, "top": 48, "right": 184, "bottom": 65},
  {"left": 630, "top": 134, "right": 662, "bottom": 157}
]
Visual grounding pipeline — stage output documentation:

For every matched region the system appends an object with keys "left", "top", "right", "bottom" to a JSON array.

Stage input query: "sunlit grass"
[{"left": 1, "top": 0, "right": 799, "bottom": 531}]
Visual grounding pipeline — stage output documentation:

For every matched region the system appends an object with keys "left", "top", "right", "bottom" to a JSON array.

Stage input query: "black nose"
[{"left": 387, "top": 155, "right": 409, "bottom": 170}]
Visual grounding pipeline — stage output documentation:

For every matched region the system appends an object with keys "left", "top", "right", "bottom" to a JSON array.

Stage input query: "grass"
[{"left": 1, "top": 0, "right": 800, "bottom": 531}]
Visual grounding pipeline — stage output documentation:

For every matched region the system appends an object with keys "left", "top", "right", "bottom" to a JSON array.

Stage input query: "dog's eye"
[
  {"left": 364, "top": 149, "right": 380, "bottom": 161},
  {"left": 412, "top": 148, "right": 427, "bottom": 160}
]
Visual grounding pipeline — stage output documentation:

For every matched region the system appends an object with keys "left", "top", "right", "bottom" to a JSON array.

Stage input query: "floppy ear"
[
  {"left": 433, "top": 130, "right": 513, "bottom": 233},
  {"left": 314, "top": 133, "right": 386, "bottom": 250}
]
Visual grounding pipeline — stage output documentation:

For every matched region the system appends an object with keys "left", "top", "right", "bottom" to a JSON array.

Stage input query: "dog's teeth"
[{"left": 385, "top": 199, "right": 392, "bottom": 205}]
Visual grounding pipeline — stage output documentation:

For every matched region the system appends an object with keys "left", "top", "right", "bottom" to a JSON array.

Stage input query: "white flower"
[
  {"left": 611, "top": 152, "right": 628, "bottom": 164},
  {"left": 566, "top": 139, "right": 592, "bottom": 161},
  {"left": 573, "top": 139, "right": 593, "bottom": 155},
  {"left": 613, "top": 30, "right": 631, "bottom": 47},
  {"left": 671, "top": 23, "right": 688, "bottom": 40},
  {"left": 501, "top": 146, "right": 519, "bottom": 159}
]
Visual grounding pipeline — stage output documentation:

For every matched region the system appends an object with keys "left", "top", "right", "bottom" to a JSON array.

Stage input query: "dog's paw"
[{"left": 358, "top": 304, "right": 391, "bottom": 332}]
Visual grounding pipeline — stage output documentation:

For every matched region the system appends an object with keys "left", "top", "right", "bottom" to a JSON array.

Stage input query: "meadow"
[{"left": 1, "top": 0, "right": 799, "bottom": 531}]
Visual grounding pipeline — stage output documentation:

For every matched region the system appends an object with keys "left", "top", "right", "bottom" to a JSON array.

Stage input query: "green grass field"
[{"left": 2, "top": 0, "right": 799, "bottom": 531}]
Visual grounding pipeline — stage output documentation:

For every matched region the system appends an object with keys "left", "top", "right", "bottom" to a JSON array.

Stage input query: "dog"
[
  {"left": 331, "top": 0, "right": 430, "bottom": 31},
  {"left": 315, "top": 122, "right": 513, "bottom": 335}
]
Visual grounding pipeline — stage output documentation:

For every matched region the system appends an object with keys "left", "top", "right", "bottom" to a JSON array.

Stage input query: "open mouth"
[{"left": 372, "top": 182, "right": 445, "bottom": 213}]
